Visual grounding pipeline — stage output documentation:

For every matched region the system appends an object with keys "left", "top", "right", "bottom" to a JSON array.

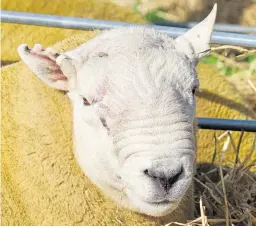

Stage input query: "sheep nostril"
[
  {"left": 144, "top": 169, "right": 157, "bottom": 179},
  {"left": 144, "top": 167, "right": 183, "bottom": 192},
  {"left": 167, "top": 167, "right": 183, "bottom": 187},
  {"left": 144, "top": 169, "right": 149, "bottom": 175}
]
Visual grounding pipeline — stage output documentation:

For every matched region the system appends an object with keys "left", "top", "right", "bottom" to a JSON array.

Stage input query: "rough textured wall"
[{"left": 1, "top": 0, "right": 146, "bottom": 65}]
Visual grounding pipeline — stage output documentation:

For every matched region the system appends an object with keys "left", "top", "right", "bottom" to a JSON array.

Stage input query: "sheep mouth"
[
  {"left": 137, "top": 198, "right": 179, "bottom": 217},
  {"left": 146, "top": 200, "right": 171, "bottom": 205},
  {"left": 142, "top": 197, "right": 180, "bottom": 208},
  {"left": 130, "top": 191, "right": 177, "bottom": 207}
]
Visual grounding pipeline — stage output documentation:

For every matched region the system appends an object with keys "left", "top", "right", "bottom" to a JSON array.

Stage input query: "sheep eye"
[
  {"left": 192, "top": 87, "right": 197, "bottom": 96},
  {"left": 83, "top": 97, "right": 91, "bottom": 106}
]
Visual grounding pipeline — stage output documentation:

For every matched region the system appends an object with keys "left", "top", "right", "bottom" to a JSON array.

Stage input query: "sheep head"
[{"left": 17, "top": 4, "right": 217, "bottom": 217}]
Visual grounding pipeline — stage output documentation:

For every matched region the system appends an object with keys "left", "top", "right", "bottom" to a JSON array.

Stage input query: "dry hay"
[{"left": 167, "top": 132, "right": 256, "bottom": 226}]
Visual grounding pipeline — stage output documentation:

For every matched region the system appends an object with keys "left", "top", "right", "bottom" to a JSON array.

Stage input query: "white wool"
[{"left": 17, "top": 4, "right": 217, "bottom": 217}]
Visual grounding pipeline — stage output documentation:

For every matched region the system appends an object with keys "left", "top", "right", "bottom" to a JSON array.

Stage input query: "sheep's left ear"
[
  {"left": 17, "top": 44, "right": 78, "bottom": 91},
  {"left": 175, "top": 4, "right": 217, "bottom": 61}
]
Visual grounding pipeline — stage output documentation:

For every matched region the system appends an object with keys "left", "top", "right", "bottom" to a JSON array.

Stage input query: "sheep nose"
[{"left": 144, "top": 167, "right": 183, "bottom": 192}]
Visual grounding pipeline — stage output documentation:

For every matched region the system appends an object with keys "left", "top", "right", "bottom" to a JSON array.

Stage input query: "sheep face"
[
  {"left": 72, "top": 31, "right": 198, "bottom": 216},
  {"left": 17, "top": 4, "right": 217, "bottom": 217}
]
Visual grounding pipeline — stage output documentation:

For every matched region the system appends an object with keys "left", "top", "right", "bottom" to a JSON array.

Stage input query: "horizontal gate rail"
[
  {"left": 153, "top": 21, "right": 256, "bottom": 34},
  {"left": 197, "top": 118, "right": 256, "bottom": 132},
  {"left": 1, "top": 10, "right": 256, "bottom": 48}
]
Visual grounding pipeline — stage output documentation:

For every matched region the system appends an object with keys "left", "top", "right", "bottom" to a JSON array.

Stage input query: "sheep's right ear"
[
  {"left": 17, "top": 44, "right": 77, "bottom": 91},
  {"left": 175, "top": 4, "right": 217, "bottom": 62}
]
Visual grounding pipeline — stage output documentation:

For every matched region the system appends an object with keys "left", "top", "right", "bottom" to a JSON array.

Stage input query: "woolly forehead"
[
  {"left": 76, "top": 31, "right": 198, "bottom": 106},
  {"left": 17, "top": 4, "right": 216, "bottom": 100}
]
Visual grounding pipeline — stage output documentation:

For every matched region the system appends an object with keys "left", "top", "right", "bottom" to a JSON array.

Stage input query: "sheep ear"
[
  {"left": 17, "top": 44, "right": 77, "bottom": 91},
  {"left": 175, "top": 4, "right": 217, "bottom": 60}
]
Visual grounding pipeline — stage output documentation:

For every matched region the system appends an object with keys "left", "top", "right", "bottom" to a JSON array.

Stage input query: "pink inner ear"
[
  {"left": 51, "top": 73, "right": 68, "bottom": 81},
  {"left": 30, "top": 50, "right": 67, "bottom": 82}
]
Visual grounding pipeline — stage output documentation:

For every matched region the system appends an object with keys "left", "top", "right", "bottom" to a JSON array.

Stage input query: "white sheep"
[{"left": 17, "top": 4, "right": 217, "bottom": 218}]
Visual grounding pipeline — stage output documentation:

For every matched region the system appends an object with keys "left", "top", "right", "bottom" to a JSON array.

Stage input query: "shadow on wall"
[
  {"left": 1, "top": 61, "right": 18, "bottom": 67},
  {"left": 196, "top": 89, "right": 255, "bottom": 119}
]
